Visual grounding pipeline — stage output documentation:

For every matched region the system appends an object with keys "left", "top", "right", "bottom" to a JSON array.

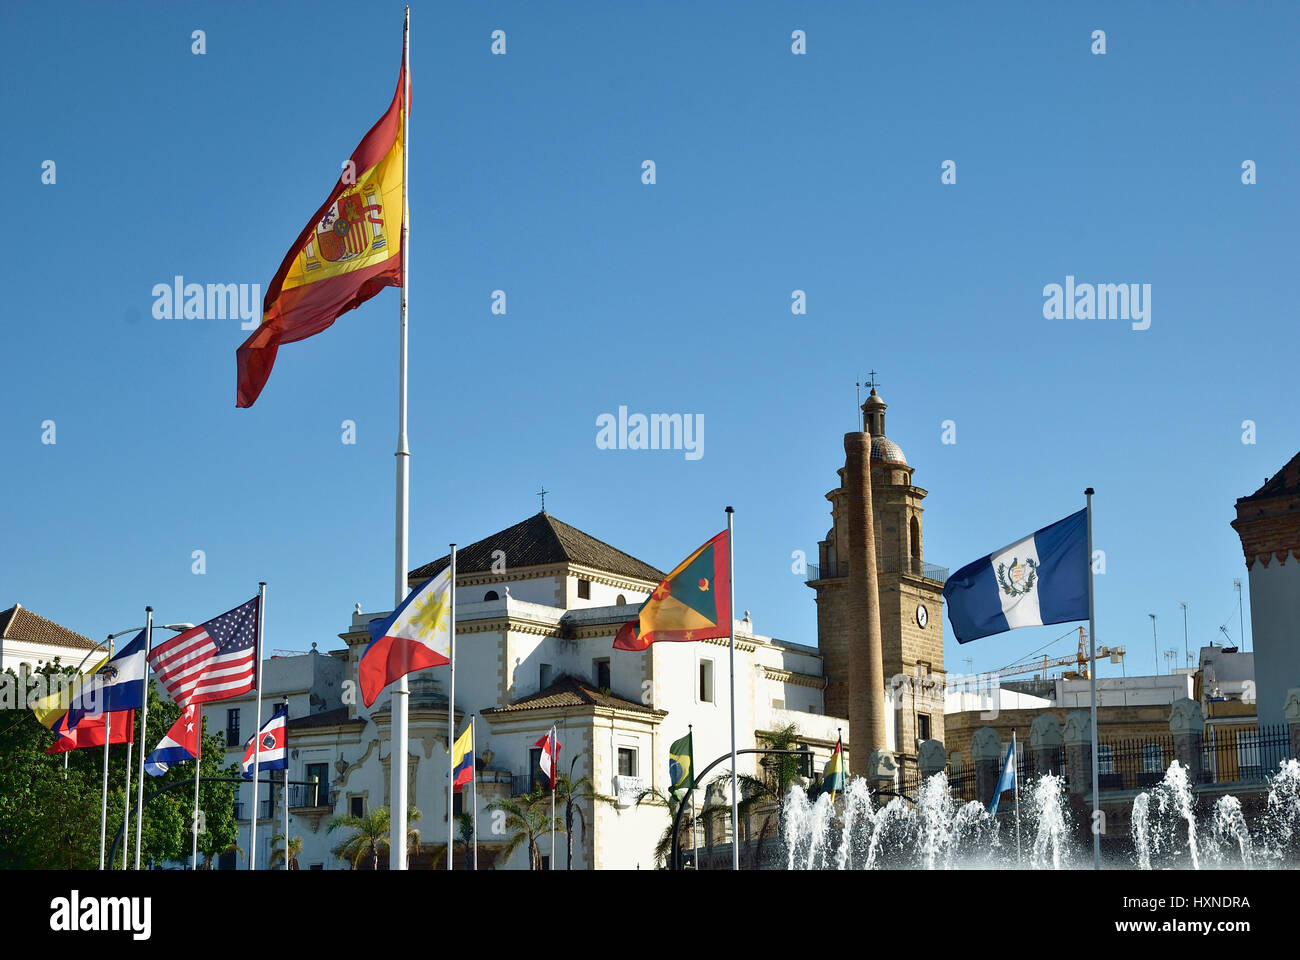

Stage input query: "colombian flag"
[
  {"left": 236, "top": 45, "right": 407, "bottom": 407},
  {"left": 612, "top": 530, "right": 731, "bottom": 651},
  {"left": 31, "top": 652, "right": 110, "bottom": 729},
  {"left": 823, "top": 736, "right": 846, "bottom": 801},
  {"left": 451, "top": 722, "right": 474, "bottom": 792}
]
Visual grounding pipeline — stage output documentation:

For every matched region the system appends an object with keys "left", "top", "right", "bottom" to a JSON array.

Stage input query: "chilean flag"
[
  {"left": 145, "top": 704, "right": 202, "bottom": 776},
  {"left": 360, "top": 567, "right": 452, "bottom": 707},
  {"left": 534, "top": 726, "right": 560, "bottom": 790},
  {"left": 242, "top": 705, "right": 288, "bottom": 777}
]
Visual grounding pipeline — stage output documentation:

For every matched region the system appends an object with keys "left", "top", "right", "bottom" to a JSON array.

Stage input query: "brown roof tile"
[
  {"left": 482, "top": 674, "right": 665, "bottom": 717},
  {"left": 0, "top": 604, "right": 98, "bottom": 651}
]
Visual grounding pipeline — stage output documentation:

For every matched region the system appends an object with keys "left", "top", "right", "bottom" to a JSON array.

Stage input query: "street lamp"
[{"left": 1148, "top": 614, "right": 1158, "bottom": 676}]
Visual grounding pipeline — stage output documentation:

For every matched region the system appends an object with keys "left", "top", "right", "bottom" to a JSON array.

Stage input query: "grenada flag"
[
  {"left": 613, "top": 530, "right": 731, "bottom": 651},
  {"left": 236, "top": 46, "right": 407, "bottom": 407}
]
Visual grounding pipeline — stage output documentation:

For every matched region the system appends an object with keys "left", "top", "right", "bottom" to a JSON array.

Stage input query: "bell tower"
[{"left": 809, "top": 386, "right": 948, "bottom": 764}]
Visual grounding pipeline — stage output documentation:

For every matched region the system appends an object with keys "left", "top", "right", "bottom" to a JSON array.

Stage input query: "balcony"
[{"left": 805, "top": 557, "right": 947, "bottom": 585}]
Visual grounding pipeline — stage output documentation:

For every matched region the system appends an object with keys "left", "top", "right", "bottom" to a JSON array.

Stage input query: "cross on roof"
[
  {"left": 865, "top": 369, "right": 879, "bottom": 390},
  {"left": 538, "top": 484, "right": 549, "bottom": 513}
]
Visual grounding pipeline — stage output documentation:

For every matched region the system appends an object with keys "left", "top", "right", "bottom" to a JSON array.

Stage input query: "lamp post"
[
  {"left": 1179, "top": 602, "right": 1189, "bottom": 674},
  {"left": 1148, "top": 614, "right": 1158, "bottom": 676}
]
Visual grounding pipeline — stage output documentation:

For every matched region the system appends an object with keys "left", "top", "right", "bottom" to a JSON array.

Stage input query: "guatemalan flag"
[
  {"left": 145, "top": 703, "right": 202, "bottom": 776},
  {"left": 242, "top": 705, "right": 288, "bottom": 778},
  {"left": 360, "top": 567, "right": 452, "bottom": 707},
  {"left": 989, "top": 740, "right": 1017, "bottom": 815},
  {"left": 66, "top": 630, "right": 148, "bottom": 729},
  {"left": 942, "top": 509, "right": 1089, "bottom": 644}
]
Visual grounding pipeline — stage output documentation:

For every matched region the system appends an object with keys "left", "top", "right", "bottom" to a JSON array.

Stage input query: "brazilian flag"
[
  {"left": 668, "top": 732, "right": 695, "bottom": 798},
  {"left": 613, "top": 529, "right": 731, "bottom": 651}
]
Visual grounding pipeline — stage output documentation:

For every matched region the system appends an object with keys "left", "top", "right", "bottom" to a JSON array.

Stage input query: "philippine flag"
[
  {"left": 242, "top": 705, "right": 288, "bottom": 777},
  {"left": 942, "top": 509, "right": 1089, "bottom": 644},
  {"left": 145, "top": 703, "right": 202, "bottom": 776},
  {"left": 359, "top": 567, "right": 452, "bottom": 707}
]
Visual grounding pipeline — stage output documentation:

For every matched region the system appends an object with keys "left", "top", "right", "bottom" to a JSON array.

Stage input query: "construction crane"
[{"left": 955, "top": 627, "right": 1125, "bottom": 689}]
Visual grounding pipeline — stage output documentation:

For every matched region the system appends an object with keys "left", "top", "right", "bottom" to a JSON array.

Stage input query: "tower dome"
[{"left": 862, "top": 389, "right": 906, "bottom": 465}]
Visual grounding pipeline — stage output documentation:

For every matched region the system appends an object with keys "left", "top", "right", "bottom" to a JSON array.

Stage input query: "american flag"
[{"left": 149, "top": 597, "right": 259, "bottom": 706}]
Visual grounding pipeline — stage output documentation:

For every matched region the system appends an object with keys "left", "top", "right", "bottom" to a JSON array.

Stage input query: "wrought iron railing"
[{"left": 805, "top": 557, "right": 948, "bottom": 584}]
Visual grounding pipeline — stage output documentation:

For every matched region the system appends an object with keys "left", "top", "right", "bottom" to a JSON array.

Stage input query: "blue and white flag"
[
  {"left": 67, "top": 630, "right": 148, "bottom": 729},
  {"left": 989, "top": 741, "right": 1017, "bottom": 815},
  {"left": 942, "top": 508, "right": 1089, "bottom": 644}
]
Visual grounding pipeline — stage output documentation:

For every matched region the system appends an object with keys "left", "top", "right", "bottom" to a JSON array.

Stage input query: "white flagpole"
[
  {"left": 1013, "top": 730, "right": 1021, "bottom": 865},
  {"left": 98, "top": 635, "right": 113, "bottom": 871},
  {"left": 282, "top": 697, "right": 290, "bottom": 870},
  {"left": 550, "top": 782, "right": 556, "bottom": 870},
  {"left": 471, "top": 715, "right": 478, "bottom": 870},
  {"left": 690, "top": 723, "right": 697, "bottom": 868},
  {"left": 1086, "top": 487, "right": 1100, "bottom": 870},
  {"left": 726, "top": 506, "right": 739, "bottom": 870},
  {"left": 390, "top": 3, "right": 412, "bottom": 873},
  {"left": 134, "top": 607, "right": 152, "bottom": 869},
  {"left": 447, "top": 544, "right": 456, "bottom": 871},
  {"left": 191, "top": 706, "right": 202, "bottom": 870},
  {"left": 250, "top": 581, "right": 267, "bottom": 870},
  {"left": 121, "top": 738, "right": 132, "bottom": 869}
]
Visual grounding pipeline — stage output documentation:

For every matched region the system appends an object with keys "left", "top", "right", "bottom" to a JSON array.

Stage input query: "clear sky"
[{"left": 2, "top": 1, "right": 1295, "bottom": 683}]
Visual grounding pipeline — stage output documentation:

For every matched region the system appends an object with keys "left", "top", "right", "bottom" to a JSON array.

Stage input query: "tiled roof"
[
  {"left": 870, "top": 435, "right": 907, "bottom": 465},
  {"left": 1239, "top": 449, "right": 1300, "bottom": 502},
  {"left": 482, "top": 674, "right": 665, "bottom": 716},
  {"left": 286, "top": 707, "right": 365, "bottom": 730},
  {"left": 0, "top": 604, "right": 98, "bottom": 651},
  {"left": 410, "top": 512, "right": 664, "bottom": 584}
]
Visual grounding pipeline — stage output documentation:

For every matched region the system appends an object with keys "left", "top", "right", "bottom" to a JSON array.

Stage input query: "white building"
[
  {"left": 222, "top": 511, "right": 846, "bottom": 870},
  {"left": 0, "top": 603, "right": 101, "bottom": 674}
]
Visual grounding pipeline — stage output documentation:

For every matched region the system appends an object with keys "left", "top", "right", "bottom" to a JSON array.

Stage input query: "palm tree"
[
  {"left": 555, "top": 756, "right": 617, "bottom": 869},
  {"left": 635, "top": 785, "right": 702, "bottom": 869},
  {"left": 709, "top": 722, "right": 806, "bottom": 867},
  {"left": 328, "top": 806, "right": 421, "bottom": 870},
  {"left": 269, "top": 833, "right": 302, "bottom": 870},
  {"left": 486, "top": 788, "right": 563, "bottom": 870},
  {"left": 430, "top": 812, "right": 475, "bottom": 870},
  {"left": 202, "top": 842, "right": 243, "bottom": 870}
]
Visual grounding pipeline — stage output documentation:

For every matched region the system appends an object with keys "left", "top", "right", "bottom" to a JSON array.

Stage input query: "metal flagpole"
[
  {"left": 250, "top": 581, "right": 267, "bottom": 870},
  {"left": 99, "top": 635, "right": 113, "bottom": 870},
  {"left": 1013, "top": 730, "right": 1021, "bottom": 865},
  {"left": 447, "top": 545, "right": 456, "bottom": 870},
  {"left": 689, "top": 723, "right": 697, "bottom": 868},
  {"left": 390, "top": 3, "right": 412, "bottom": 873},
  {"left": 133, "top": 607, "right": 153, "bottom": 869},
  {"left": 471, "top": 715, "right": 478, "bottom": 870},
  {"left": 550, "top": 783, "right": 556, "bottom": 870},
  {"left": 191, "top": 706, "right": 202, "bottom": 870},
  {"left": 726, "top": 506, "right": 739, "bottom": 870},
  {"left": 282, "top": 697, "right": 290, "bottom": 870},
  {"left": 1086, "top": 487, "right": 1100, "bottom": 870},
  {"left": 121, "top": 739, "right": 132, "bottom": 869}
]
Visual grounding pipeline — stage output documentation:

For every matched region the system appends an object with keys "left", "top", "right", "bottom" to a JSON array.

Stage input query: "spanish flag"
[
  {"left": 236, "top": 47, "right": 407, "bottom": 407},
  {"left": 613, "top": 530, "right": 731, "bottom": 651},
  {"left": 823, "top": 736, "right": 846, "bottom": 801}
]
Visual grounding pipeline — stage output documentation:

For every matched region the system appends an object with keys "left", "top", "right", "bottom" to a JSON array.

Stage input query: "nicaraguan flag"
[
  {"left": 67, "top": 630, "right": 148, "bottom": 729},
  {"left": 989, "top": 741, "right": 1017, "bottom": 815},
  {"left": 942, "top": 509, "right": 1089, "bottom": 644},
  {"left": 360, "top": 567, "right": 452, "bottom": 707},
  {"left": 145, "top": 703, "right": 202, "bottom": 776},
  {"left": 241, "top": 705, "right": 288, "bottom": 777}
]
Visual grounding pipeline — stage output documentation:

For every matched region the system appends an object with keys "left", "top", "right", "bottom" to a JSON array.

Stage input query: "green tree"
[
  {"left": 328, "top": 805, "right": 421, "bottom": 870},
  {"left": 708, "top": 722, "right": 805, "bottom": 867},
  {"left": 269, "top": 833, "right": 302, "bottom": 870},
  {"left": 486, "top": 788, "right": 563, "bottom": 870},
  {"left": 634, "top": 785, "right": 701, "bottom": 869},
  {"left": 430, "top": 812, "right": 475, "bottom": 870},
  {"left": 555, "top": 756, "right": 617, "bottom": 869}
]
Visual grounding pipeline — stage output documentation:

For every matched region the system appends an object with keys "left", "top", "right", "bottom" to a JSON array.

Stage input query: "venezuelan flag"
[
  {"left": 613, "top": 530, "right": 731, "bottom": 651},
  {"left": 823, "top": 737, "right": 846, "bottom": 801},
  {"left": 236, "top": 43, "right": 407, "bottom": 407},
  {"left": 451, "top": 722, "right": 474, "bottom": 791}
]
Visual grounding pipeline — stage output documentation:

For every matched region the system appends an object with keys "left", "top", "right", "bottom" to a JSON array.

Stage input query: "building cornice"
[{"left": 761, "top": 666, "right": 826, "bottom": 690}]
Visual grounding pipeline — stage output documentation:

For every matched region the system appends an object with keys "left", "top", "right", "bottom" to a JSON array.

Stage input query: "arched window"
[
  {"left": 910, "top": 516, "right": 921, "bottom": 564},
  {"left": 484, "top": 590, "right": 499, "bottom": 601},
  {"left": 616, "top": 594, "right": 627, "bottom": 606}
]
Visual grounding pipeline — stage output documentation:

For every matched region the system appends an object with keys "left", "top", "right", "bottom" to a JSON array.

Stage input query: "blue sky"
[{"left": 2, "top": 1, "right": 1295, "bottom": 682}]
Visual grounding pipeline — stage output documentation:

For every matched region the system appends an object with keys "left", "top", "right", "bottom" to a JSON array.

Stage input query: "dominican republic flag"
[
  {"left": 149, "top": 596, "right": 260, "bottom": 707},
  {"left": 66, "top": 630, "right": 147, "bottom": 729},
  {"left": 989, "top": 741, "right": 1017, "bottom": 815},
  {"left": 241, "top": 705, "right": 288, "bottom": 778},
  {"left": 534, "top": 726, "right": 560, "bottom": 790},
  {"left": 360, "top": 567, "right": 452, "bottom": 707},
  {"left": 145, "top": 703, "right": 202, "bottom": 776},
  {"left": 942, "top": 508, "right": 1089, "bottom": 644}
]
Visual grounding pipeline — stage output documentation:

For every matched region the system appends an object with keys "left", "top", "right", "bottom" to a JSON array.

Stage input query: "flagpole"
[
  {"left": 689, "top": 723, "right": 697, "bottom": 868},
  {"left": 134, "top": 607, "right": 152, "bottom": 870},
  {"left": 1086, "top": 487, "right": 1100, "bottom": 871},
  {"left": 1013, "top": 730, "right": 1021, "bottom": 865},
  {"left": 390, "top": 3, "right": 412, "bottom": 873},
  {"left": 121, "top": 738, "right": 132, "bottom": 869},
  {"left": 282, "top": 697, "right": 290, "bottom": 870},
  {"left": 192, "top": 706, "right": 202, "bottom": 870},
  {"left": 98, "top": 635, "right": 112, "bottom": 870},
  {"left": 726, "top": 506, "right": 739, "bottom": 870},
  {"left": 447, "top": 544, "right": 457, "bottom": 871},
  {"left": 551, "top": 784, "right": 556, "bottom": 870},
  {"left": 471, "top": 714, "right": 478, "bottom": 870},
  {"left": 250, "top": 581, "right": 266, "bottom": 870}
]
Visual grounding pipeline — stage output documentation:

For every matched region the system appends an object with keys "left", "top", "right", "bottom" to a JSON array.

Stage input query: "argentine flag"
[{"left": 943, "top": 509, "right": 1089, "bottom": 644}]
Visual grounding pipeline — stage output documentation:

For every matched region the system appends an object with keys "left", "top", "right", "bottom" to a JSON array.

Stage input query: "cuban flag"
[
  {"left": 989, "top": 741, "right": 1017, "bottom": 815},
  {"left": 145, "top": 704, "right": 202, "bottom": 776},
  {"left": 242, "top": 705, "right": 288, "bottom": 778},
  {"left": 534, "top": 726, "right": 560, "bottom": 790},
  {"left": 360, "top": 567, "right": 452, "bottom": 707},
  {"left": 66, "top": 630, "right": 148, "bottom": 729},
  {"left": 942, "top": 509, "right": 1089, "bottom": 644}
]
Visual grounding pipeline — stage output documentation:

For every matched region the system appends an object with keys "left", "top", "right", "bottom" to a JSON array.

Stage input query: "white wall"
[{"left": 1249, "top": 561, "right": 1300, "bottom": 727}]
